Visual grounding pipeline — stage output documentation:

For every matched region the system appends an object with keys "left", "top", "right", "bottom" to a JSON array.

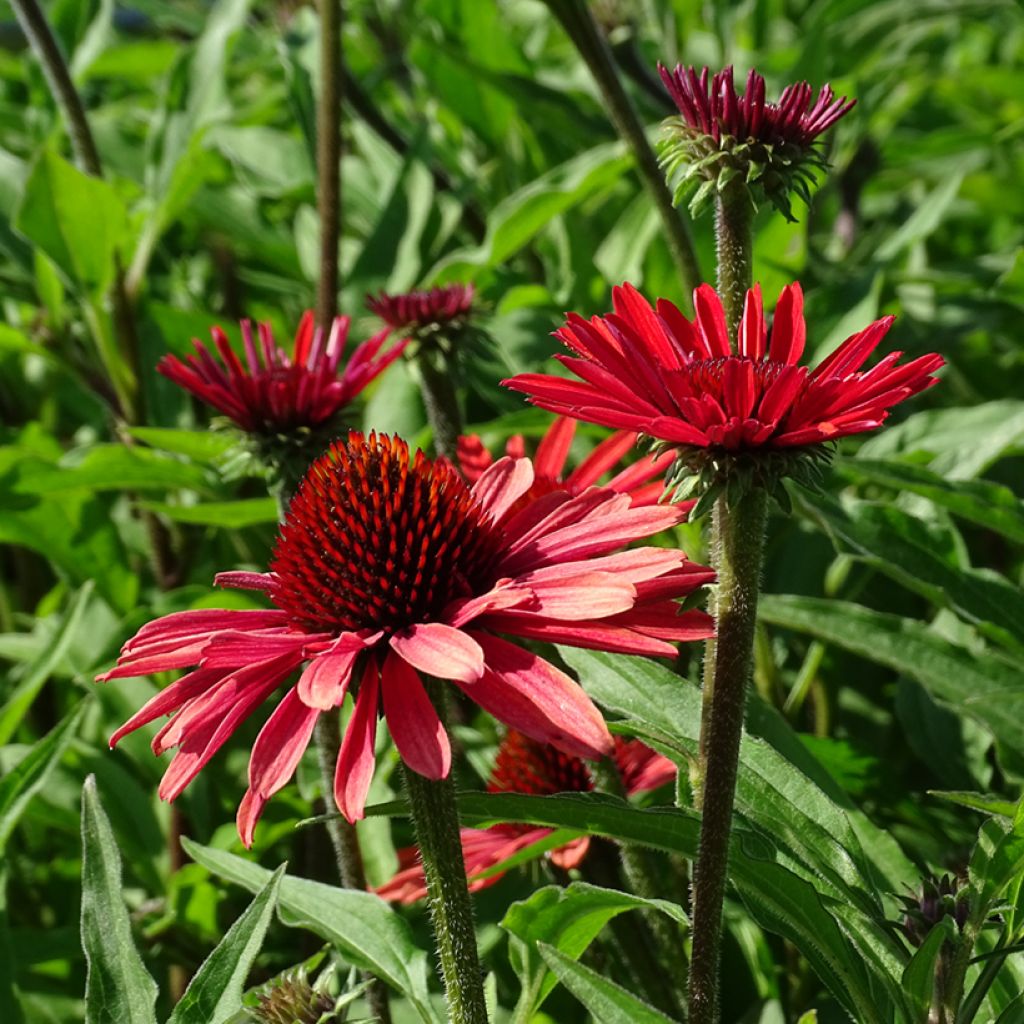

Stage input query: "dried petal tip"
[
  {"left": 366, "top": 284, "right": 476, "bottom": 335},
  {"left": 657, "top": 63, "right": 856, "bottom": 220}
]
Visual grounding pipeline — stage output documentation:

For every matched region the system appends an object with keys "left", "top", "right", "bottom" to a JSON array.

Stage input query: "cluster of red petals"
[
  {"left": 157, "top": 311, "right": 406, "bottom": 433},
  {"left": 457, "top": 416, "right": 675, "bottom": 508},
  {"left": 659, "top": 64, "right": 855, "bottom": 149},
  {"left": 377, "top": 730, "right": 676, "bottom": 903},
  {"left": 506, "top": 282, "right": 944, "bottom": 452},
  {"left": 98, "top": 432, "right": 713, "bottom": 846},
  {"left": 366, "top": 284, "right": 475, "bottom": 332}
]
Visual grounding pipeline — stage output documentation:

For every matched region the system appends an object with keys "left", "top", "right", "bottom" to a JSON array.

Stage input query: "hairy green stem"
[
  {"left": 940, "top": 924, "right": 979, "bottom": 1023},
  {"left": 714, "top": 182, "right": 754, "bottom": 337},
  {"left": 416, "top": 345, "right": 463, "bottom": 462},
  {"left": 401, "top": 681, "right": 489, "bottom": 1024},
  {"left": 316, "top": 0, "right": 343, "bottom": 328},
  {"left": 689, "top": 490, "right": 768, "bottom": 1024},
  {"left": 544, "top": 0, "right": 701, "bottom": 297}
]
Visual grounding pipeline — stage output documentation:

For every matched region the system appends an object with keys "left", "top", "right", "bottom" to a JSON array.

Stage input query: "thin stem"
[
  {"left": 313, "top": 715, "right": 392, "bottom": 1024},
  {"left": 415, "top": 344, "right": 463, "bottom": 462},
  {"left": 714, "top": 181, "right": 754, "bottom": 337},
  {"left": 401, "top": 681, "right": 489, "bottom": 1024},
  {"left": 940, "top": 924, "right": 979, "bottom": 1023},
  {"left": 688, "top": 490, "right": 768, "bottom": 1024},
  {"left": 316, "top": 0, "right": 343, "bottom": 328},
  {"left": 545, "top": 0, "right": 702, "bottom": 297}
]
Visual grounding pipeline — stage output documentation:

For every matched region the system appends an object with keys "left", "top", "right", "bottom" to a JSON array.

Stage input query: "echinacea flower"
[
  {"left": 99, "top": 432, "right": 713, "bottom": 845},
  {"left": 377, "top": 729, "right": 676, "bottom": 903},
  {"left": 157, "top": 311, "right": 406, "bottom": 435},
  {"left": 658, "top": 64, "right": 855, "bottom": 218},
  {"left": 457, "top": 416, "right": 676, "bottom": 507},
  {"left": 504, "top": 282, "right": 944, "bottom": 507},
  {"left": 366, "top": 284, "right": 476, "bottom": 336}
]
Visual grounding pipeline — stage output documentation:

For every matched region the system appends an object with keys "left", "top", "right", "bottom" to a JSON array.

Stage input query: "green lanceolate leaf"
[
  {"left": 758, "top": 595, "right": 1024, "bottom": 755},
  {"left": 969, "top": 818, "right": 1024, "bottom": 929},
  {"left": 901, "top": 919, "right": 954, "bottom": 1024},
  {"left": 0, "top": 702, "right": 86, "bottom": 852},
  {"left": 181, "top": 839, "right": 442, "bottom": 1024},
  {"left": 537, "top": 943, "right": 680, "bottom": 1024},
  {"left": 503, "top": 882, "right": 687, "bottom": 1019},
  {"left": 80, "top": 776, "right": 159, "bottom": 1024},
  {"left": 167, "top": 866, "right": 284, "bottom": 1024},
  {"left": 140, "top": 497, "right": 278, "bottom": 527}
]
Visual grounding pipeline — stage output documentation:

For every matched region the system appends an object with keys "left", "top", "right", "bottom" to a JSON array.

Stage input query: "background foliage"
[{"left": 1, "top": 0, "right": 1023, "bottom": 1021}]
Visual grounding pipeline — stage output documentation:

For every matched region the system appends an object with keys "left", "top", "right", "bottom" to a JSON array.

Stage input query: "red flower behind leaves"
[
  {"left": 377, "top": 730, "right": 676, "bottom": 903},
  {"left": 99, "top": 432, "right": 713, "bottom": 845},
  {"left": 157, "top": 311, "right": 406, "bottom": 434}
]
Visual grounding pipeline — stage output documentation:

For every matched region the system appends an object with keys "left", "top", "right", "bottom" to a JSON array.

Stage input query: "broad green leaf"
[
  {"left": 13, "top": 151, "right": 127, "bottom": 289},
  {"left": 901, "top": 919, "right": 954, "bottom": 1024},
  {"left": 126, "top": 427, "right": 236, "bottom": 463},
  {"left": 11, "top": 445, "right": 207, "bottom": 495},
  {"left": 969, "top": 819, "right": 1024, "bottom": 929},
  {"left": 451, "top": 793, "right": 902, "bottom": 1024},
  {"left": 558, "top": 645, "right": 916, "bottom": 909},
  {"left": 167, "top": 867, "right": 284, "bottom": 1024},
  {"left": 80, "top": 776, "right": 159, "bottom": 1024},
  {"left": 0, "top": 581, "right": 93, "bottom": 746},
  {"left": 837, "top": 458, "right": 1024, "bottom": 543},
  {"left": 181, "top": 839, "right": 442, "bottom": 1024},
  {"left": 0, "top": 702, "right": 86, "bottom": 851},
  {"left": 503, "top": 882, "right": 687, "bottom": 1018},
  {"left": 537, "top": 943, "right": 679, "bottom": 1024},
  {"left": 141, "top": 498, "right": 277, "bottom": 527},
  {"left": 796, "top": 490, "right": 1024, "bottom": 650},
  {"left": 758, "top": 595, "right": 1024, "bottom": 754}
]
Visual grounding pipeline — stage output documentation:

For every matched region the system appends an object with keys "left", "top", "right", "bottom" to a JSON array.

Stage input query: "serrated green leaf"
[
  {"left": 80, "top": 776, "right": 159, "bottom": 1024},
  {"left": 181, "top": 839, "right": 442, "bottom": 1024},
  {"left": 167, "top": 866, "right": 284, "bottom": 1024},
  {"left": 538, "top": 943, "right": 679, "bottom": 1024}
]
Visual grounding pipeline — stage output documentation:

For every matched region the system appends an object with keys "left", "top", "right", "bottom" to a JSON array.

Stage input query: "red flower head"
[
  {"left": 658, "top": 64, "right": 856, "bottom": 218},
  {"left": 157, "top": 311, "right": 406, "bottom": 435},
  {"left": 366, "top": 284, "right": 476, "bottom": 335},
  {"left": 99, "top": 432, "right": 713, "bottom": 846},
  {"left": 505, "top": 282, "right": 943, "bottom": 508},
  {"left": 377, "top": 729, "right": 676, "bottom": 903},
  {"left": 457, "top": 416, "right": 676, "bottom": 508}
]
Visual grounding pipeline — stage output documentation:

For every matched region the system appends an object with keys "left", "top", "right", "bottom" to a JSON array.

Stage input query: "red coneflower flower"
[
  {"left": 505, "top": 282, "right": 944, "bottom": 505},
  {"left": 157, "top": 311, "right": 406, "bottom": 434},
  {"left": 658, "top": 64, "right": 856, "bottom": 218},
  {"left": 377, "top": 730, "right": 676, "bottom": 903},
  {"left": 99, "top": 432, "right": 713, "bottom": 846},
  {"left": 457, "top": 416, "right": 676, "bottom": 507},
  {"left": 366, "top": 284, "right": 476, "bottom": 335}
]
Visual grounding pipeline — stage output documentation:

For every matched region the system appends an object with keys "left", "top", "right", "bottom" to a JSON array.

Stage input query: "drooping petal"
[
  {"left": 381, "top": 650, "right": 451, "bottom": 780},
  {"left": 247, "top": 687, "right": 320, "bottom": 798},
  {"left": 389, "top": 623, "right": 484, "bottom": 683},
  {"left": 471, "top": 456, "right": 536, "bottom": 524},
  {"left": 335, "top": 659, "right": 380, "bottom": 823}
]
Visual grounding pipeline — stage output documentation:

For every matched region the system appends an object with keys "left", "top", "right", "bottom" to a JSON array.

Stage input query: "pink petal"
[
  {"left": 381, "top": 651, "right": 451, "bottom": 780},
  {"left": 297, "top": 647, "right": 360, "bottom": 710},
  {"left": 236, "top": 788, "right": 268, "bottom": 849},
  {"left": 534, "top": 417, "right": 576, "bottom": 480},
  {"left": 769, "top": 282, "right": 806, "bottom": 364},
  {"left": 445, "top": 583, "right": 536, "bottom": 628},
  {"left": 389, "top": 623, "right": 484, "bottom": 683},
  {"left": 214, "top": 571, "right": 276, "bottom": 592},
  {"left": 247, "top": 687, "right": 320, "bottom": 797},
  {"left": 464, "top": 633, "right": 613, "bottom": 760},
  {"left": 109, "top": 667, "right": 227, "bottom": 748},
  {"left": 471, "top": 456, "right": 535, "bottom": 523},
  {"left": 335, "top": 659, "right": 380, "bottom": 823},
  {"left": 515, "top": 571, "right": 637, "bottom": 620}
]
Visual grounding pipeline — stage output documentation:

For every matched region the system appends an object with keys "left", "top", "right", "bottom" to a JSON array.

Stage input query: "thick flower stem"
[
  {"left": 415, "top": 345, "right": 463, "bottom": 463},
  {"left": 714, "top": 182, "right": 754, "bottom": 337},
  {"left": 544, "top": 0, "right": 702, "bottom": 297},
  {"left": 689, "top": 489, "right": 768, "bottom": 1024},
  {"left": 313, "top": 715, "right": 392, "bottom": 1024},
  {"left": 401, "top": 682, "right": 489, "bottom": 1024},
  {"left": 316, "top": 0, "right": 343, "bottom": 328}
]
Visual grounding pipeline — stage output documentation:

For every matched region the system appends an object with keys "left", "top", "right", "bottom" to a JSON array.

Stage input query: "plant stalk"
[
  {"left": 545, "top": 0, "right": 701, "bottom": 297},
  {"left": 316, "top": 0, "right": 343, "bottom": 328},
  {"left": 713, "top": 181, "right": 754, "bottom": 337},
  {"left": 688, "top": 489, "right": 768, "bottom": 1024},
  {"left": 401, "top": 680, "right": 489, "bottom": 1024},
  {"left": 415, "top": 344, "right": 463, "bottom": 462}
]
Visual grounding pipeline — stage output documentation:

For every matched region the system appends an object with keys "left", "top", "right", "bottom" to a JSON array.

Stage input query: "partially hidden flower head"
[
  {"left": 504, "top": 282, "right": 943, "bottom": 512},
  {"left": 157, "top": 311, "right": 407, "bottom": 435},
  {"left": 457, "top": 415, "right": 677, "bottom": 508},
  {"left": 98, "top": 431, "right": 714, "bottom": 846},
  {"left": 377, "top": 729, "right": 676, "bottom": 903},
  {"left": 658, "top": 64, "right": 856, "bottom": 219},
  {"left": 366, "top": 284, "right": 476, "bottom": 337}
]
